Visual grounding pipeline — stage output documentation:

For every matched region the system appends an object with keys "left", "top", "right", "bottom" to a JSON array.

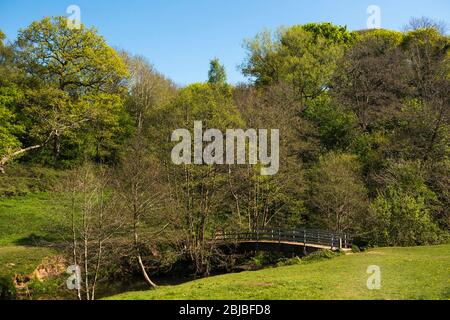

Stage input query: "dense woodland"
[{"left": 0, "top": 17, "right": 449, "bottom": 299}]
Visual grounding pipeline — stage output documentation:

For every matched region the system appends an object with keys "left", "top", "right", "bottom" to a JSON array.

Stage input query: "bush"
[
  {"left": 0, "top": 275, "right": 16, "bottom": 300},
  {"left": 370, "top": 187, "right": 445, "bottom": 246},
  {"left": 276, "top": 250, "right": 343, "bottom": 267},
  {"left": 302, "top": 249, "right": 343, "bottom": 262},
  {"left": 249, "top": 252, "right": 280, "bottom": 267},
  {"left": 275, "top": 256, "right": 302, "bottom": 267}
]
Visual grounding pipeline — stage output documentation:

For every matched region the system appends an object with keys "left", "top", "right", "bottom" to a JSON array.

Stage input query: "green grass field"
[
  {"left": 0, "top": 246, "right": 56, "bottom": 277},
  {"left": 0, "top": 193, "right": 66, "bottom": 299},
  {"left": 0, "top": 193, "right": 63, "bottom": 279},
  {"left": 108, "top": 245, "right": 450, "bottom": 300},
  {"left": 0, "top": 193, "right": 64, "bottom": 246}
]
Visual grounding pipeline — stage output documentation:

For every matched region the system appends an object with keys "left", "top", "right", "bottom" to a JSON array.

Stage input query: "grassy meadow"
[{"left": 108, "top": 245, "right": 450, "bottom": 300}]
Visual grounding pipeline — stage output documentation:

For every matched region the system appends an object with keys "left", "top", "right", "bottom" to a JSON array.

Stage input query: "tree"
[
  {"left": 303, "top": 95, "right": 358, "bottom": 152},
  {"left": 370, "top": 188, "right": 443, "bottom": 246},
  {"left": 208, "top": 58, "right": 227, "bottom": 85},
  {"left": 308, "top": 153, "right": 369, "bottom": 233},
  {"left": 115, "top": 55, "right": 175, "bottom": 286},
  {"left": 115, "top": 136, "right": 165, "bottom": 288},
  {"left": 404, "top": 16, "right": 448, "bottom": 35},
  {"left": 333, "top": 29, "right": 410, "bottom": 132},
  {"left": 399, "top": 28, "right": 450, "bottom": 162},
  {"left": 162, "top": 82, "right": 243, "bottom": 275},
  {"left": 62, "top": 164, "right": 124, "bottom": 300},
  {"left": 242, "top": 23, "right": 356, "bottom": 107},
  {"left": 6, "top": 16, "right": 128, "bottom": 168},
  {"left": 121, "top": 52, "right": 177, "bottom": 153},
  {"left": 369, "top": 160, "right": 446, "bottom": 246},
  {"left": 233, "top": 83, "right": 307, "bottom": 230},
  {"left": 0, "top": 30, "right": 25, "bottom": 173}
]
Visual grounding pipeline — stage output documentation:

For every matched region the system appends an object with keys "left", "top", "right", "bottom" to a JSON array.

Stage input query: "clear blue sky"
[{"left": 1, "top": 0, "right": 449, "bottom": 85}]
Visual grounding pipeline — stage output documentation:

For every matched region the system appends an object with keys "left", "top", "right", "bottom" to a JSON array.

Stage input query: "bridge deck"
[
  {"left": 214, "top": 228, "right": 353, "bottom": 252},
  {"left": 228, "top": 239, "right": 351, "bottom": 251}
]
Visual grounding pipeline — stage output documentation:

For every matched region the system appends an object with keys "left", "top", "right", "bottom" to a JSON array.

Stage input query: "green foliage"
[
  {"left": 16, "top": 17, "right": 128, "bottom": 94},
  {"left": 0, "top": 38, "right": 24, "bottom": 158},
  {"left": 208, "top": 58, "right": 227, "bottom": 84},
  {"left": 358, "top": 28, "right": 404, "bottom": 44},
  {"left": 308, "top": 152, "right": 369, "bottom": 233},
  {"left": 171, "top": 82, "right": 243, "bottom": 130},
  {"left": 370, "top": 187, "right": 444, "bottom": 246},
  {"left": 14, "top": 16, "right": 129, "bottom": 165},
  {"left": 248, "top": 252, "right": 278, "bottom": 267},
  {"left": 0, "top": 102, "right": 23, "bottom": 157},
  {"left": 276, "top": 250, "right": 343, "bottom": 267},
  {"left": 0, "top": 275, "right": 16, "bottom": 300},
  {"left": 369, "top": 161, "right": 446, "bottom": 246},
  {"left": 242, "top": 23, "right": 348, "bottom": 101},
  {"left": 304, "top": 96, "right": 358, "bottom": 151},
  {"left": 302, "top": 22, "right": 357, "bottom": 45}
]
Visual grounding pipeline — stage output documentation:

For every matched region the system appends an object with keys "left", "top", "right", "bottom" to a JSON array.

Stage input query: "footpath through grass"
[{"left": 108, "top": 244, "right": 450, "bottom": 300}]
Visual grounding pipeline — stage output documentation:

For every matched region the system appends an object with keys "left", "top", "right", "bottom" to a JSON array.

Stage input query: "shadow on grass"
[{"left": 13, "top": 233, "right": 61, "bottom": 247}]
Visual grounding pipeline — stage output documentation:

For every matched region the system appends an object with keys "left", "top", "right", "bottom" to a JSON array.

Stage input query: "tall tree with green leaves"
[
  {"left": 0, "top": 30, "right": 25, "bottom": 173},
  {"left": 162, "top": 83, "right": 243, "bottom": 275},
  {"left": 208, "top": 58, "right": 227, "bottom": 85},
  {"left": 242, "top": 23, "right": 356, "bottom": 107},
  {"left": 308, "top": 152, "right": 369, "bottom": 233},
  {"left": 7, "top": 16, "right": 128, "bottom": 168}
]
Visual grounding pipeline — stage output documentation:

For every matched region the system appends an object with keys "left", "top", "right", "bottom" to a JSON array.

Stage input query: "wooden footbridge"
[{"left": 214, "top": 228, "right": 352, "bottom": 254}]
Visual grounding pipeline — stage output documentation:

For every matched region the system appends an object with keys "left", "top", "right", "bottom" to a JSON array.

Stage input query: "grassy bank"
[
  {"left": 0, "top": 246, "right": 56, "bottom": 277},
  {"left": 108, "top": 245, "right": 450, "bottom": 300},
  {"left": 0, "top": 192, "right": 65, "bottom": 299},
  {"left": 0, "top": 193, "right": 64, "bottom": 246}
]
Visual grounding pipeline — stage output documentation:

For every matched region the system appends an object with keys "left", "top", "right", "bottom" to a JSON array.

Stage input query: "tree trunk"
[
  {"left": 134, "top": 224, "right": 157, "bottom": 288},
  {"left": 0, "top": 144, "right": 43, "bottom": 174},
  {"left": 53, "top": 133, "right": 61, "bottom": 166},
  {"left": 137, "top": 253, "right": 158, "bottom": 288}
]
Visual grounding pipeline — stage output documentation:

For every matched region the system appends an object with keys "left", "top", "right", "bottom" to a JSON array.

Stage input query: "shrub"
[
  {"left": 302, "top": 249, "right": 343, "bottom": 262},
  {"left": 0, "top": 275, "right": 16, "bottom": 300},
  {"left": 370, "top": 187, "right": 445, "bottom": 246}
]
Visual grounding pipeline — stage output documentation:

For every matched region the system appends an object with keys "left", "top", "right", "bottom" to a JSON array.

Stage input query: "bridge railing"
[{"left": 214, "top": 228, "right": 352, "bottom": 250}]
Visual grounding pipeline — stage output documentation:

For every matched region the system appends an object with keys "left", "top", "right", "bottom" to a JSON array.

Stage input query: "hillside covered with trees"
[{"left": 0, "top": 17, "right": 449, "bottom": 300}]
